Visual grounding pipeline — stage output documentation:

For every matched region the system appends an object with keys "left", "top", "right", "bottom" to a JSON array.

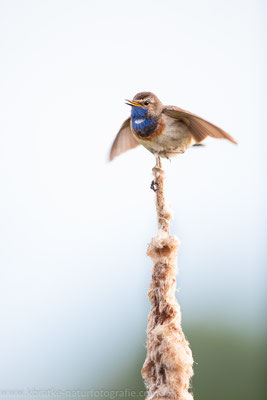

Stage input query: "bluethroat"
[{"left": 109, "top": 92, "right": 237, "bottom": 161}]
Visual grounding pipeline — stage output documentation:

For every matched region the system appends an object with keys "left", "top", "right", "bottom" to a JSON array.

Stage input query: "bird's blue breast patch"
[{"left": 131, "top": 107, "right": 158, "bottom": 138}]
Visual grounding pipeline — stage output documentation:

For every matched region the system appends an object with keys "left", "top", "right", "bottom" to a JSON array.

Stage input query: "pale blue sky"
[{"left": 0, "top": 0, "right": 266, "bottom": 395}]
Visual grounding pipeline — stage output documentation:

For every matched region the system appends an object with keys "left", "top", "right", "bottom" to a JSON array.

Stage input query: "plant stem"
[{"left": 142, "top": 156, "right": 194, "bottom": 400}]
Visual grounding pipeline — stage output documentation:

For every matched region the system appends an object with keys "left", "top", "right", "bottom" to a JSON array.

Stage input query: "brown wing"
[
  {"left": 163, "top": 106, "right": 237, "bottom": 144},
  {"left": 109, "top": 117, "right": 140, "bottom": 161}
]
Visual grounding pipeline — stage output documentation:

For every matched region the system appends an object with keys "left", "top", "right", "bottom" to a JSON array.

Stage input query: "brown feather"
[
  {"left": 109, "top": 117, "right": 140, "bottom": 161},
  {"left": 163, "top": 106, "right": 237, "bottom": 144}
]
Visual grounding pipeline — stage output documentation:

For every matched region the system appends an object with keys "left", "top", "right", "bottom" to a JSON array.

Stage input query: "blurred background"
[{"left": 0, "top": 0, "right": 266, "bottom": 399}]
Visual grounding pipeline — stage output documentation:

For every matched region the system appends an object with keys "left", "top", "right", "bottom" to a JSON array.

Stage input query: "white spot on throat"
[{"left": 134, "top": 118, "right": 145, "bottom": 124}]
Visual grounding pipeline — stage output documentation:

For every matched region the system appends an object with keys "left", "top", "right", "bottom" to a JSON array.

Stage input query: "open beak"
[{"left": 125, "top": 99, "right": 142, "bottom": 107}]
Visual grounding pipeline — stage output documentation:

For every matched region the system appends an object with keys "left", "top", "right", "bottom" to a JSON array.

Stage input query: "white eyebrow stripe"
[{"left": 134, "top": 118, "right": 145, "bottom": 124}]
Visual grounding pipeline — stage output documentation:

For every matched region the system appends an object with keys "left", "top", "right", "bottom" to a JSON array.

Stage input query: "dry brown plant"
[{"left": 142, "top": 156, "right": 194, "bottom": 400}]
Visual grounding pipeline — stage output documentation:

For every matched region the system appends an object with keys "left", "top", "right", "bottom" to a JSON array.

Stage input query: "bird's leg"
[
  {"left": 155, "top": 154, "right": 162, "bottom": 168},
  {"left": 150, "top": 155, "right": 162, "bottom": 192}
]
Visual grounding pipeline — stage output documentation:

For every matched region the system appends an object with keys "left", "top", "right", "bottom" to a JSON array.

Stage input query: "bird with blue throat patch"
[{"left": 109, "top": 92, "right": 237, "bottom": 162}]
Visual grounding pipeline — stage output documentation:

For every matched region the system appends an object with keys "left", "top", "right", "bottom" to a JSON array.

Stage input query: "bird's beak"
[{"left": 125, "top": 99, "right": 142, "bottom": 107}]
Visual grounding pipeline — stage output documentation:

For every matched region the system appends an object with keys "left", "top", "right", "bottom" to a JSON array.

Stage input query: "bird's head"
[{"left": 125, "top": 92, "right": 163, "bottom": 119}]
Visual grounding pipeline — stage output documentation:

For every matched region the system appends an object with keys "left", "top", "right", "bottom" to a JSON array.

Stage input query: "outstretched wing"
[
  {"left": 163, "top": 106, "right": 237, "bottom": 144},
  {"left": 109, "top": 118, "right": 140, "bottom": 161}
]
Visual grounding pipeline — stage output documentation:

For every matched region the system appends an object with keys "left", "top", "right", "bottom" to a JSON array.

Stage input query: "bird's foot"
[{"left": 150, "top": 180, "right": 159, "bottom": 192}]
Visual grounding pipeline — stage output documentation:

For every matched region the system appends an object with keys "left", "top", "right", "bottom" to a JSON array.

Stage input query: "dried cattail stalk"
[{"left": 142, "top": 156, "right": 194, "bottom": 400}]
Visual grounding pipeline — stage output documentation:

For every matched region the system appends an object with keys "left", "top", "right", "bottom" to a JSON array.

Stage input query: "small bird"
[{"left": 109, "top": 92, "right": 237, "bottom": 161}]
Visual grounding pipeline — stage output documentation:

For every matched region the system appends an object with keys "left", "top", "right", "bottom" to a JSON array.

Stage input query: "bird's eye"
[{"left": 144, "top": 100, "right": 149, "bottom": 106}]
